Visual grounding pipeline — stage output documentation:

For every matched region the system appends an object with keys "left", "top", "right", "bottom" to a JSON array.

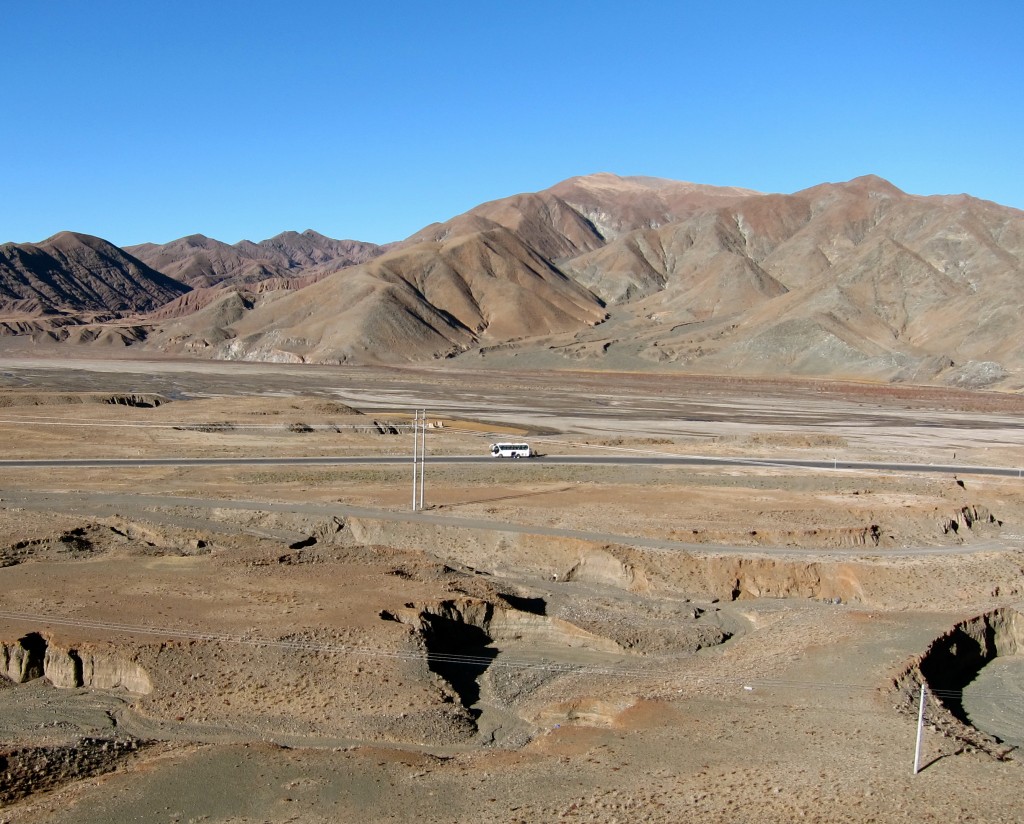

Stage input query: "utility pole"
[
  {"left": 411, "top": 410, "right": 419, "bottom": 511},
  {"left": 913, "top": 682, "right": 927, "bottom": 774},
  {"left": 419, "top": 409, "right": 426, "bottom": 510},
  {"left": 411, "top": 409, "right": 426, "bottom": 511}
]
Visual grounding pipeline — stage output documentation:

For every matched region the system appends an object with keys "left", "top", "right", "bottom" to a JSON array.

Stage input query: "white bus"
[{"left": 490, "top": 442, "right": 532, "bottom": 458}]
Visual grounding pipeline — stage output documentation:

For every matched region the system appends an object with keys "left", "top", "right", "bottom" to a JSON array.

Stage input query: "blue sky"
[{"left": 4, "top": 1, "right": 1022, "bottom": 246}]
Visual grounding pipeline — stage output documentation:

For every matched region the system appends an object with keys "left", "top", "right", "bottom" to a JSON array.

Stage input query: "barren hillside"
[
  {"left": 552, "top": 175, "right": 1024, "bottom": 387},
  {"left": 3, "top": 174, "right": 1023, "bottom": 388},
  {"left": 0, "top": 232, "right": 189, "bottom": 318},
  {"left": 157, "top": 174, "right": 1024, "bottom": 387},
  {"left": 125, "top": 230, "right": 383, "bottom": 289}
]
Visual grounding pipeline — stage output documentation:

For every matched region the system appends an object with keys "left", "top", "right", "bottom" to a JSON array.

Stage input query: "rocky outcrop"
[
  {"left": 562, "top": 549, "right": 650, "bottom": 591},
  {"left": 1, "top": 633, "right": 152, "bottom": 694},
  {"left": 387, "top": 596, "right": 624, "bottom": 654},
  {"left": 939, "top": 504, "right": 1001, "bottom": 536},
  {"left": 101, "top": 393, "right": 165, "bottom": 408},
  {"left": 1, "top": 632, "right": 46, "bottom": 682},
  {"left": 892, "top": 608, "right": 1023, "bottom": 761},
  {"left": 381, "top": 597, "right": 624, "bottom": 716},
  {"left": 917, "top": 608, "right": 1023, "bottom": 694}
]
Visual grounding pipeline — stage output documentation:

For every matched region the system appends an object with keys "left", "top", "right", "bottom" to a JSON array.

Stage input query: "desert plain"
[{"left": 1, "top": 354, "right": 1023, "bottom": 823}]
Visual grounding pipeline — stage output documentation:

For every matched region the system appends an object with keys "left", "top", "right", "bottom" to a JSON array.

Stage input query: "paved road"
[{"left": 1, "top": 454, "right": 1021, "bottom": 478}]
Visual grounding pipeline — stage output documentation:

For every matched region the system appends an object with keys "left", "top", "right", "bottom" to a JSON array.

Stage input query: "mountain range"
[{"left": 2, "top": 173, "right": 1022, "bottom": 389}]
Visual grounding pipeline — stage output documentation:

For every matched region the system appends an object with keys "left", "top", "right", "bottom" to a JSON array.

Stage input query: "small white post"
[
  {"left": 411, "top": 410, "right": 419, "bottom": 511},
  {"left": 913, "top": 682, "right": 927, "bottom": 774},
  {"left": 418, "top": 409, "right": 426, "bottom": 510}
]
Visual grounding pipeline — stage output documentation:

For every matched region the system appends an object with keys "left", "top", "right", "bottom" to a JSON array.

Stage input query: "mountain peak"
[
  {"left": 0, "top": 233, "right": 190, "bottom": 316},
  {"left": 846, "top": 174, "right": 905, "bottom": 195}
]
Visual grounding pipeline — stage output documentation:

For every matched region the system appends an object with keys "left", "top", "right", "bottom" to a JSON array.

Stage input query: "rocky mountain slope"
[
  {"left": 156, "top": 174, "right": 1023, "bottom": 387},
  {"left": 3, "top": 174, "right": 1023, "bottom": 388},
  {"left": 551, "top": 175, "right": 1024, "bottom": 387},
  {"left": 150, "top": 175, "right": 762, "bottom": 364},
  {"left": 0, "top": 232, "right": 190, "bottom": 318},
  {"left": 125, "top": 230, "right": 383, "bottom": 289}
]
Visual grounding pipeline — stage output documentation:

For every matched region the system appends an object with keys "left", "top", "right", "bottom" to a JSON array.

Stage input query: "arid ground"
[{"left": 1, "top": 355, "right": 1023, "bottom": 822}]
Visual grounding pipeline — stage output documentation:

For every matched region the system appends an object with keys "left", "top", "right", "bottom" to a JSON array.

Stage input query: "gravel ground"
[{"left": 1, "top": 358, "right": 1023, "bottom": 822}]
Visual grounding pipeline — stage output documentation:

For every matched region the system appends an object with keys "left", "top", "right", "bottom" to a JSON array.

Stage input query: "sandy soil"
[{"left": 1, "top": 356, "right": 1023, "bottom": 822}]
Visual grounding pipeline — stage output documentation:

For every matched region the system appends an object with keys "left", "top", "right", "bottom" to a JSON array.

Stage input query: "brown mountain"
[
  {"left": 146, "top": 222, "right": 609, "bottom": 363},
  {"left": 126, "top": 230, "right": 384, "bottom": 289},
  {"left": 546, "top": 173, "right": 758, "bottom": 240},
  {"left": 154, "top": 174, "right": 1024, "bottom": 387},
  {"left": 551, "top": 175, "right": 1024, "bottom": 387},
  {"left": 0, "top": 232, "right": 190, "bottom": 317},
  {"left": 155, "top": 175, "right": 753, "bottom": 364},
  {"left": 405, "top": 173, "right": 755, "bottom": 261},
  {"left": 5, "top": 174, "right": 1023, "bottom": 389}
]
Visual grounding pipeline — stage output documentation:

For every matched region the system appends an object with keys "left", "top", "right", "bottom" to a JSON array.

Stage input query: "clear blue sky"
[{"left": 3, "top": 0, "right": 1022, "bottom": 246}]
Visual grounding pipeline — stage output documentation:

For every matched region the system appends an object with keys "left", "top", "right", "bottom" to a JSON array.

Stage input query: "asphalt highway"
[{"left": 0, "top": 454, "right": 1021, "bottom": 478}]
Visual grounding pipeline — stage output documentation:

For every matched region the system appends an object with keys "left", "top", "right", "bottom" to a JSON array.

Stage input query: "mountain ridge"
[
  {"left": 2, "top": 174, "right": 1022, "bottom": 390},
  {"left": 0, "top": 231, "right": 190, "bottom": 318},
  {"left": 125, "top": 230, "right": 385, "bottom": 289}
]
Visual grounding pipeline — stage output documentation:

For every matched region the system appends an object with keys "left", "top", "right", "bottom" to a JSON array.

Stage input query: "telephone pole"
[
  {"left": 419, "top": 409, "right": 426, "bottom": 510},
  {"left": 411, "top": 410, "right": 426, "bottom": 511},
  {"left": 913, "top": 683, "right": 927, "bottom": 774}
]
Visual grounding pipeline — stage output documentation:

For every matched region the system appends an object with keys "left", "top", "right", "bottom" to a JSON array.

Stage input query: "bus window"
[{"left": 490, "top": 443, "right": 531, "bottom": 458}]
